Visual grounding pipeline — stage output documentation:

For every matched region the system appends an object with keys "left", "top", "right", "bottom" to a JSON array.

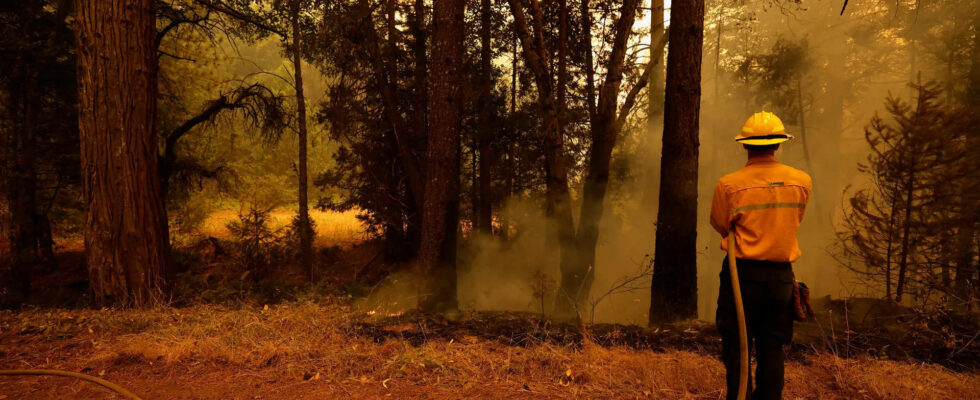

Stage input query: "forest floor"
[
  {"left": 1, "top": 210, "right": 978, "bottom": 399},
  {"left": 1, "top": 301, "right": 979, "bottom": 400},
  {"left": 2, "top": 298, "right": 980, "bottom": 399}
]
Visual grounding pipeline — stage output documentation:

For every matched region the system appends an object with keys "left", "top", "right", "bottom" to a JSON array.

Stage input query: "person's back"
[
  {"left": 711, "top": 153, "right": 811, "bottom": 262},
  {"left": 711, "top": 111, "right": 812, "bottom": 400}
]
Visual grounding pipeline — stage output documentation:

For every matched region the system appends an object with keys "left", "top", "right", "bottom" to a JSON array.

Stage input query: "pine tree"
[
  {"left": 75, "top": 0, "right": 171, "bottom": 307},
  {"left": 837, "top": 81, "right": 968, "bottom": 305}
]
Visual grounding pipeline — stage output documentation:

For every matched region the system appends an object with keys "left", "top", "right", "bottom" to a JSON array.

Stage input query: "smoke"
[
  {"left": 356, "top": 0, "right": 974, "bottom": 323},
  {"left": 457, "top": 197, "right": 559, "bottom": 314}
]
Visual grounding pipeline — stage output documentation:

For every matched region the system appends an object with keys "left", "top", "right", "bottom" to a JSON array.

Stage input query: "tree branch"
[
  {"left": 194, "top": 0, "right": 287, "bottom": 37},
  {"left": 615, "top": 29, "right": 668, "bottom": 130}
]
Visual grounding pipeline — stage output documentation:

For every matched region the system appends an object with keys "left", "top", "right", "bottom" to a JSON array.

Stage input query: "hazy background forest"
[{"left": 0, "top": 0, "right": 978, "bottom": 398}]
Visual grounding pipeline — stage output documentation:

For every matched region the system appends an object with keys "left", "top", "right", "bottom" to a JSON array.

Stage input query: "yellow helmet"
[{"left": 735, "top": 111, "right": 793, "bottom": 145}]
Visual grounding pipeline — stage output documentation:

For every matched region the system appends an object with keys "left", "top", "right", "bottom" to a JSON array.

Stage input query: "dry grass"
[
  {"left": 201, "top": 208, "right": 367, "bottom": 248},
  {"left": 2, "top": 301, "right": 977, "bottom": 399}
]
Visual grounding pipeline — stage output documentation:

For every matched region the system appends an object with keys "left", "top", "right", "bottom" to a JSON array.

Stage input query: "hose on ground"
[{"left": 0, "top": 369, "right": 144, "bottom": 400}]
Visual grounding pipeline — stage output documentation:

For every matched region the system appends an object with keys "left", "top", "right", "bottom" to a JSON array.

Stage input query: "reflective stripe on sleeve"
[{"left": 732, "top": 202, "right": 806, "bottom": 214}]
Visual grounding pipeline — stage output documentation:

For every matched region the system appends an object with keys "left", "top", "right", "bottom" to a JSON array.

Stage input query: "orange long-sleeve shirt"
[{"left": 710, "top": 153, "right": 812, "bottom": 262}]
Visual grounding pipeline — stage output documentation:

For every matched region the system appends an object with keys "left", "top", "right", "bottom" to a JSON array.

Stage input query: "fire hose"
[
  {"left": 0, "top": 369, "right": 144, "bottom": 400},
  {"left": 727, "top": 229, "right": 749, "bottom": 400}
]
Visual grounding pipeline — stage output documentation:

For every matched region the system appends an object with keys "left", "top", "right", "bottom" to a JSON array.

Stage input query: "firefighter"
[{"left": 710, "top": 111, "right": 812, "bottom": 400}]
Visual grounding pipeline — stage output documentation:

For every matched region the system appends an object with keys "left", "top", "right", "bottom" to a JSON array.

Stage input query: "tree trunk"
[
  {"left": 401, "top": 0, "right": 428, "bottom": 254},
  {"left": 419, "top": 0, "right": 465, "bottom": 312},
  {"left": 581, "top": 0, "right": 596, "bottom": 124},
  {"left": 292, "top": 0, "right": 314, "bottom": 282},
  {"left": 471, "top": 134, "right": 479, "bottom": 231},
  {"left": 648, "top": 0, "right": 665, "bottom": 123},
  {"left": 355, "top": 0, "right": 425, "bottom": 256},
  {"left": 74, "top": 0, "right": 170, "bottom": 307},
  {"left": 710, "top": 4, "right": 720, "bottom": 137},
  {"left": 895, "top": 168, "right": 916, "bottom": 303},
  {"left": 649, "top": 0, "right": 703, "bottom": 324},
  {"left": 506, "top": 0, "right": 577, "bottom": 318},
  {"left": 500, "top": 31, "right": 520, "bottom": 243},
  {"left": 560, "top": 0, "right": 640, "bottom": 317},
  {"left": 411, "top": 0, "right": 428, "bottom": 148},
  {"left": 475, "top": 0, "right": 493, "bottom": 236},
  {"left": 953, "top": 0, "right": 980, "bottom": 310},
  {"left": 359, "top": 0, "right": 426, "bottom": 212},
  {"left": 638, "top": 0, "right": 665, "bottom": 252},
  {"left": 6, "top": 79, "right": 39, "bottom": 301},
  {"left": 883, "top": 186, "right": 902, "bottom": 301},
  {"left": 796, "top": 77, "right": 814, "bottom": 171},
  {"left": 3, "top": 0, "right": 49, "bottom": 302},
  {"left": 505, "top": 0, "right": 575, "bottom": 312}
]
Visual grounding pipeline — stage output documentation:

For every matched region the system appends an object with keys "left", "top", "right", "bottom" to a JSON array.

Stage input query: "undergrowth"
[{"left": 2, "top": 300, "right": 977, "bottom": 400}]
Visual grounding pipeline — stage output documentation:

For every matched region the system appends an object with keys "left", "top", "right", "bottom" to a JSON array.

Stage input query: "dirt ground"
[{"left": 1, "top": 303, "right": 978, "bottom": 400}]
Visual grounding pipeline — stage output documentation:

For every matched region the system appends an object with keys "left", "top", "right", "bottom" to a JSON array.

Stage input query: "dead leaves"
[{"left": 558, "top": 366, "right": 582, "bottom": 386}]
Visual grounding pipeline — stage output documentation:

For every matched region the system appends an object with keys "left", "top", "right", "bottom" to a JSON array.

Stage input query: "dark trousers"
[{"left": 716, "top": 257, "right": 795, "bottom": 400}]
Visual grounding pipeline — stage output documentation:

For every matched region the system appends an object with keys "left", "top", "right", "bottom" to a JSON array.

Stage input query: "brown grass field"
[
  {"left": 201, "top": 208, "right": 368, "bottom": 248},
  {"left": 2, "top": 209, "right": 978, "bottom": 399},
  {"left": 1, "top": 301, "right": 978, "bottom": 399}
]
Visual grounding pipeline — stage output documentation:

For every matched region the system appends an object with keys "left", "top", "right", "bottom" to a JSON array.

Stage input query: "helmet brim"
[{"left": 734, "top": 134, "right": 793, "bottom": 146}]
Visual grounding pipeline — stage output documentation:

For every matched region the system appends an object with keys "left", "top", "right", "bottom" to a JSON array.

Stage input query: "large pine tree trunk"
[
  {"left": 419, "top": 0, "right": 466, "bottom": 312},
  {"left": 74, "top": 0, "right": 170, "bottom": 307},
  {"left": 649, "top": 0, "right": 703, "bottom": 324},
  {"left": 291, "top": 0, "right": 314, "bottom": 281}
]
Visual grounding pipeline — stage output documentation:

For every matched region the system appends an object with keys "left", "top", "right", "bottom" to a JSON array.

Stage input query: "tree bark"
[
  {"left": 419, "top": 0, "right": 466, "bottom": 312},
  {"left": 291, "top": 0, "right": 314, "bottom": 282},
  {"left": 74, "top": 0, "right": 170, "bottom": 307},
  {"left": 649, "top": 0, "right": 704, "bottom": 324}
]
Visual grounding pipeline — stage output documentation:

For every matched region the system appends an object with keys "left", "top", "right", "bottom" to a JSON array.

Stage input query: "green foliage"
[{"left": 226, "top": 207, "right": 293, "bottom": 279}]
